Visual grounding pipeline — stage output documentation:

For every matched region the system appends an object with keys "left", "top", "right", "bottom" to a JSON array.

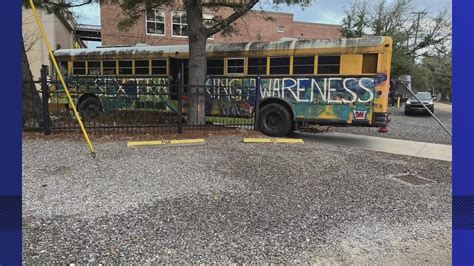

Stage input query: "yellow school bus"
[{"left": 53, "top": 36, "right": 393, "bottom": 136}]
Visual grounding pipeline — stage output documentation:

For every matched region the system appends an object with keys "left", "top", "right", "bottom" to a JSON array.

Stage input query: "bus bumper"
[{"left": 373, "top": 112, "right": 389, "bottom": 126}]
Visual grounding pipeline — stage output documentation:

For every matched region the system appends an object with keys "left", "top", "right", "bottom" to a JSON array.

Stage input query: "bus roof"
[{"left": 54, "top": 36, "right": 389, "bottom": 58}]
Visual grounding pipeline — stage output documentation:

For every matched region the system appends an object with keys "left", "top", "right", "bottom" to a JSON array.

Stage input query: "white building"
[{"left": 22, "top": 6, "right": 85, "bottom": 80}]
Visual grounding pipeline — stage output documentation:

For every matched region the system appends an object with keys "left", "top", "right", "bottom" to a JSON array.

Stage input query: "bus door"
[
  {"left": 169, "top": 58, "right": 188, "bottom": 87},
  {"left": 169, "top": 58, "right": 188, "bottom": 112}
]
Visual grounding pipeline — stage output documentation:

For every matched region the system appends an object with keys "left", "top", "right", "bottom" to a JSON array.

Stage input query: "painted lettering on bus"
[{"left": 206, "top": 77, "right": 377, "bottom": 104}]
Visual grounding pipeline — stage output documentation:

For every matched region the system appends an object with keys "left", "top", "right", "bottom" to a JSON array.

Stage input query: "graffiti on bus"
[
  {"left": 205, "top": 75, "right": 387, "bottom": 117},
  {"left": 51, "top": 74, "right": 387, "bottom": 118},
  {"left": 51, "top": 77, "right": 172, "bottom": 110},
  {"left": 205, "top": 75, "right": 387, "bottom": 104},
  {"left": 72, "top": 77, "right": 170, "bottom": 97}
]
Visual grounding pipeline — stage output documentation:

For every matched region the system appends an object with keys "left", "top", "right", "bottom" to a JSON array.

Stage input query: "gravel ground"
[
  {"left": 23, "top": 133, "right": 452, "bottom": 264},
  {"left": 328, "top": 106, "right": 452, "bottom": 145}
]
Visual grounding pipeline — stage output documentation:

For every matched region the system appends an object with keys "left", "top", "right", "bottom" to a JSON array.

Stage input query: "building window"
[
  {"left": 171, "top": 12, "right": 214, "bottom": 38},
  {"left": 362, "top": 54, "right": 378, "bottom": 73},
  {"left": 88, "top": 61, "right": 101, "bottom": 75},
  {"left": 277, "top": 25, "right": 285, "bottom": 32},
  {"left": 207, "top": 58, "right": 224, "bottom": 75},
  {"left": 73, "top": 61, "right": 86, "bottom": 75},
  {"left": 203, "top": 14, "right": 215, "bottom": 39},
  {"left": 103, "top": 61, "right": 117, "bottom": 75},
  {"left": 146, "top": 9, "right": 165, "bottom": 35},
  {"left": 172, "top": 11, "right": 188, "bottom": 37},
  {"left": 248, "top": 57, "right": 267, "bottom": 75},
  {"left": 270, "top": 57, "right": 290, "bottom": 75},
  {"left": 317, "top": 56, "right": 340, "bottom": 74},
  {"left": 293, "top": 56, "right": 314, "bottom": 75},
  {"left": 152, "top": 60, "right": 167, "bottom": 75},
  {"left": 118, "top": 61, "right": 133, "bottom": 75},
  {"left": 227, "top": 58, "right": 245, "bottom": 75},
  {"left": 135, "top": 60, "right": 150, "bottom": 75}
]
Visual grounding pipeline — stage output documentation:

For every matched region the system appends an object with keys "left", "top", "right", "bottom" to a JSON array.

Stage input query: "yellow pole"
[
  {"left": 29, "top": 0, "right": 96, "bottom": 157},
  {"left": 397, "top": 97, "right": 401, "bottom": 108}
]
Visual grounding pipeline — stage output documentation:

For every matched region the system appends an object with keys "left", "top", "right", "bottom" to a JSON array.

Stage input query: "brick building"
[{"left": 100, "top": 2, "right": 341, "bottom": 46}]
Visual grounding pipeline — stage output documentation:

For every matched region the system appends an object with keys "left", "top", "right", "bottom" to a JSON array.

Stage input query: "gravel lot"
[
  {"left": 23, "top": 133, "right": 452, "bottom": 264},
  {"left": 328, "top": 106, "right": 452, "bottom": 145}
]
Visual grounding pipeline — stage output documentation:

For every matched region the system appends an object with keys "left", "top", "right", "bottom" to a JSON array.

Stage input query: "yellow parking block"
[
  {"left": 243, "top": 138, "right": 304, "bottom": 144},
  {"left": 127, "top": 139, "right": 205, "bottom": 148}
]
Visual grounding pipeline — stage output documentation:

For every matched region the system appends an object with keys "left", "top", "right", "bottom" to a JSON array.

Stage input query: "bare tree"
[
  {"left": 22, "top": 15, "right": 41, "bottom": 54},
  {"left": 22, "top": 38, "right": 43, "bottom": 128},
  {"left": 341, "top": 0, "right": 451, "bottom": 77},
  {"left": 341, "top": 0, "right": 369, "bottom": 38}
]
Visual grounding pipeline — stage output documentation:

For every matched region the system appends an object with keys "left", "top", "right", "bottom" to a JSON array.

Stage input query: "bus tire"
[
  {"left": 258, "top": 103, "right": 293, "bottom": 137},
  {"left": 78, "top": 97, "right": 101, "bottom": 119}
]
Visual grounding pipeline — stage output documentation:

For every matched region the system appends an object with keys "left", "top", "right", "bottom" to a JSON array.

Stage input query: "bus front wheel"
[{"left": 258, "top": 103, "right": 293, "bottom": 137}]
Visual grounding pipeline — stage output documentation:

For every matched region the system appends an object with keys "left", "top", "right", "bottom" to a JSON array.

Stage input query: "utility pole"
[{"left": 412, "top": 11, "right": 428, "bottom": 45}]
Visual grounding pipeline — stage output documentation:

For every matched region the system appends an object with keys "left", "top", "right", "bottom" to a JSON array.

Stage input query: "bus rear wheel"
[
  {"left": 258, "top": 103, "right": 293, "bottom": 137},
  {"left": 78, "top": 97, "right": 101, "bottom": 119}
]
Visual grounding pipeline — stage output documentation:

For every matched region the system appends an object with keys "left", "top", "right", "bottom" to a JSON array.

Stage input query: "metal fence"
[{"left": 23, "top": 67, "right": 258, "bottom": 135}]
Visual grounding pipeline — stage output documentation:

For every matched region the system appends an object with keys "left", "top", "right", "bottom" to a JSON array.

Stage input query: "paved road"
[
  {"left": 328, "top": 106, "right": 452, "bottom": 145},
  {"left": 23, "top": 134, "right": 452, "bottom": 264}
]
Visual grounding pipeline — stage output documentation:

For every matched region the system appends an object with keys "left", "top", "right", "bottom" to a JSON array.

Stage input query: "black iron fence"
[{"left": 23, "top": 67, "right": 259, "bottom": 135}]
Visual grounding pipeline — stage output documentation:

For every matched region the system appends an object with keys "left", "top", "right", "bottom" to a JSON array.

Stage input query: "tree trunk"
[
  {"left": 22, "top": 38, "right": 43, "bottom": 128},
  {"left": 185, "top": 0, "right": 207, "bottom": 125}
]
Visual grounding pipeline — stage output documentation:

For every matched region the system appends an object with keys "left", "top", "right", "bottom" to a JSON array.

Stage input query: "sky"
[
  {"left": 259, "top": 0, "right": 451, "bottom": 25},
  {"left": 71, "top": 0, "right": 451, "bottom": 47}
]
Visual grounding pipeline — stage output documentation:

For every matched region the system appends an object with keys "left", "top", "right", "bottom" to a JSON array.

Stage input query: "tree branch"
[
  {"left": 202, "top": 1, "right": 247, "bottom": 8},
  {"left": 117, "top": 1, "right": 169, "bottom": 17},
  {"left": 45, "top": 0, "right": 94, "bottom": 8},
  {"left": 206, "top": 0, "right": 259, "bottom": 37}
]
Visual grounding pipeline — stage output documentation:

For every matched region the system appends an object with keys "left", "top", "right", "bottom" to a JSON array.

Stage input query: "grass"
[{"left": 206, "top": 116, "right": 254, "bottom": 125}]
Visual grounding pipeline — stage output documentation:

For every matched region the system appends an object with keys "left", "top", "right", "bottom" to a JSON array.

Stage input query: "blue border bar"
[
  {"left": 453, "top": 0, "right": 474, "bottom": 264},
  {"left": 0, "top": 0, "right": 22, "bottom": 264}
]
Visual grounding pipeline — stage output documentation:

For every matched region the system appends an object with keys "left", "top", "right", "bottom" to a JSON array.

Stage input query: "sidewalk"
[
  {"left": 303, "top": 132, "right": 452, "bottom": 162},
  {"left": 435, "top": 102, "right": 452, "bottom": 113}
]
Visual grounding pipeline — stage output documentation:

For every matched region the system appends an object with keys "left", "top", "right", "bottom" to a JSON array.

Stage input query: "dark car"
[{"left": 404, "top": 92, "right": 434, "bottom": 115}]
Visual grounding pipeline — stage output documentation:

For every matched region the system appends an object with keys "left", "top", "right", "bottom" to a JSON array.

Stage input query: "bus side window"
[
  {"left": 362, "top": 54, "right": 378, "bottom": 74},
  {"left": 119, "top": 60, "right": 133, "bottom": 75},
  {"left": 247, "top": 57, "right": 267, "bottom": 75},
  {"left": 103, "top": 61, "right": 117, "bottom": 75},
  {"left": 152, "top": 60, "right": 167, "bottom": 75},
  {"left": 293, "top": 56, "right": 314, "bottom": 75},
  {"left": 135, "top": 60, "right": 150, "bottom": 75},
  {"left": 318, "top": 56, "right": 340, "bottom": 74},
  {"left": 88, "top": 61, "right": 101, "bottom": 76},
  {"left": 207, "top": 59, "right": 224, "bottom": 75},
  {"left": 270, "top": 57, "right": 290, "bottom": 75},
  {"left": 73, "top": 61, "right": 86, "bottom": 75},
  {"left": 227, "top": 58, "right": 245, "bottom": 75}
]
